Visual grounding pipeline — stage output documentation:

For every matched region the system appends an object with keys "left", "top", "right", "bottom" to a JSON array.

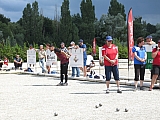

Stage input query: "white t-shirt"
[{"left": 86, "top": 55, "right": 93, "bottom": 66}]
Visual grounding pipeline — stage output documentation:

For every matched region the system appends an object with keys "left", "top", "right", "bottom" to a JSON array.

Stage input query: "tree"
[
  {"left": 146, "top": 23, "right": 156, "bottom": 35},
  {"left": 80, "top": 0, "right": 95, "bottom": 44},
  {"left": 22, "top": 3, "right": 32, "bottom": 44},
  {"left": 72, "top": 13, "right": 82, "bottom": 39},
  {"left": 31, "top": 1, "right": 43, "bottom": 44},
  {"left": 22, "top": 1, "right": 43, "bottom": 45},
  {"left": 108, "top": 0, "right": 126, "bottom": 21},
  {"left": 0, "top": 21, "right": 11, "bottom": 41},
  {"left": 133, "top": 17, "right": 147, "bottom": 41},
  {"left": 150, "top": 23, "right": 160, "bottom": 42},
  {"left": 59, "top": 0, "right": 73, "bottom": 46},
  {"left": 8, "top": 22, "right": 25, "bottom": 46},
  {"left": 0, "top": 14, "right": 10, "bottom": 25},
  {"left": 95, "top": 13, "right": 126, "bottom": 45}
]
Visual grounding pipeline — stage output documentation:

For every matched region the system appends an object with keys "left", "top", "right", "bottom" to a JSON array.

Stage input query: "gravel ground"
[{"left": 0, "top": 74, "right": 160, "bottom": 120}]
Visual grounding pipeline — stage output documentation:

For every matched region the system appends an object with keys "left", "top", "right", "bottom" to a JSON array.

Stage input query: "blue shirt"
[
  {"left": 79, "top": 44, "right": 87, "bottom": 59},
  {"left": 132, "top": 45, "right": 146, "bottom": 65}
]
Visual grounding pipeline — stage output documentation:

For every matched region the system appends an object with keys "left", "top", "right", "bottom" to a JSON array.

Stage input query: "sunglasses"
[{"left": 107, "top": 41, "right": 112, "bottom": 42}]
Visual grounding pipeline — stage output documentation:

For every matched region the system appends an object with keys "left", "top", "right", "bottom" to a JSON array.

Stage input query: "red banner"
[
  {"left": 92, "top": 38, "right": 96, "bottom": 55},
  {"left": 127, "top": 8, "right": 134, "bottom": 65}
]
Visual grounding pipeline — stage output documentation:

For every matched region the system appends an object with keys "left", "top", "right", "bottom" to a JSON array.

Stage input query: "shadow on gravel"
[
  {"left": 24, "top": 85, "right": 55, "bottom": 86},
  {"left": 77, "top": 81, "right": 104, "bottom": 84},
  {"left": 70, "top": 92, "right": 104, "bottom": 94}
]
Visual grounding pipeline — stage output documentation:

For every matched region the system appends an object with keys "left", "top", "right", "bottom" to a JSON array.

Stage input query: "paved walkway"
[{"left": 0, "top": 74, "right": 160, "bottom": 120}]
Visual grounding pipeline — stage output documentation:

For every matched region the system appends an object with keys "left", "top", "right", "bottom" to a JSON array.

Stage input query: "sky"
[{"left": 0, "top": 0, "right": 160, "bottom": 25}]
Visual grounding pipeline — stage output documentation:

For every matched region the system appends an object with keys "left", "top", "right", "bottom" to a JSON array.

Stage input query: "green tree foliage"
[
  {"left": 150, "top": 23, "right": 160, "bottom": 42},
  {"left": 95, "top": 13, "right": 126, "bottom": 46},
  {"left": 113, "top": 38, "right": 128, "bottom": 59},
  {"left": 60, "top": 0, "right": 73, "bottom": 45},
  {"left": 31, "top": 1, "right": 43, "bottom": 44},
  {"left": 146, "top": 23, "right": 156, "bottom": 35},
  {"left": 52, "top": 19, "right": 60, "bottom": 47},
  {"left": 72, "top": 13, "right": 82, "bottom": 38},
  {"left": 22, "top": 3, "right": 32, "bottom": 44},
  {"left": 0, "top": 14, "right": 10, "bottom": 25},
  {"left": 80, "top": 0, "right": 95, "bottom": 44},
  {"left": 108, "top": 0, "right": 126, "bottom": 21},
  {"left": 0, "top": 43, "right": 28, "bottom": 62},
  {"left": 0, "top": 21, "right": 11, "bottom": 41},
  {"left": 22, "top": 1, "right": 43, "bottom": 45},
  {"left": 42, "top": 17, "right": 55, "bottom": 44},
  {"left": 133, "top": 17, "right": 147, "bottom": 42},
  {"left": 8, "top": 22, "right": 25, "bottom": 46}
]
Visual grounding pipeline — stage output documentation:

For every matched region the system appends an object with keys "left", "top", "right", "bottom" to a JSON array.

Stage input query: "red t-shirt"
[
  {"left": 4, "top": 59, "right": 9, "bottom": 66},
  {"left": 102, "top": 44, "right": 118, "bottom": 66},
  {"left": 152, "top": 48, "right": 160, "bottom": 65},
  {"left": 56, "top": 53, "right": 69, "bottom": 64}
]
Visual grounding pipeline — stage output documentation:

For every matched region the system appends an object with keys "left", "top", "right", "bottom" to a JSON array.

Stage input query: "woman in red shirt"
[
  {"left": 102, "top": 36, "right": 122, "bottom": 94},
  {"left": 149, "top": 40, "right": 160, "bottom": 91}
]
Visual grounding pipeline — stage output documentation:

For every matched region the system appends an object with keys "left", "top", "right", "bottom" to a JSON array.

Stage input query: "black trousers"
[
  {"left": 0, "top": 63, "right": 3, "bottom": 67},
  {"left": 14, "top": 62, "right": 23, "bottom": 69},
  {"left": 134, "top": 64, "right": 145, "bottom": 81},
  {"left": 60, "top": 62, "right": 69, "bottom": 83}
]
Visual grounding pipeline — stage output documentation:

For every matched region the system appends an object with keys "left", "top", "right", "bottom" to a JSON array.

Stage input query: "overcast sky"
[{"left": 0, "top": 0, "right": 160, "bottom": 25}]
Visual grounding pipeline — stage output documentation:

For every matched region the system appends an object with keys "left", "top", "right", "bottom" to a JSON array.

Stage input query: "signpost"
[
  {"left": 27, "top": 50, "right": 36, "bottom": 65},
  {"left": 69, "top": 48, "right": 83, "bottom": 67},
  {"left": 144, "top": 44, "right": 157, "bottom": 69}
]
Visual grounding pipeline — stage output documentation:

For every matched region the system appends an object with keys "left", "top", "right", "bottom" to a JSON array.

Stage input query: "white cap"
[{"left": 70, "top": 41, "right": 75, "bottom": 45}]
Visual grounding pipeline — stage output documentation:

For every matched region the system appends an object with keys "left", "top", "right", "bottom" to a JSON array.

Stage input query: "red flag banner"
[
  {"left": 92, "top": 38, "right": 96, "bottom": 55},
  {"left": 127, "top": 8, "right": 134, "bottom": 65}
]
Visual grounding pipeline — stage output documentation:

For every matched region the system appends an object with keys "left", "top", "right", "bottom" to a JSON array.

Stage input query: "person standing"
[
  {"left": 54, "top": 47, "right": 70, "bottom": 86},
  {"left": 45, "top": 43, "right": 51, "bottom": 74},
  {"left": 149, "top": 40, "right": 160, "bottom": 91},
  {"left": 102, "top": 36, "right": 122, "bottom": 94},
  {"left": 132, "top": 37, "right": 147, "bottom": 91},
  {"left": 68, "top": 41, "right": 80, "bottom": 77},
  {"left": 29, "top": 44, "right": 35, "bottom": 68},
  {"left": 60, "top": 42, "right": 69, "bottom": 53},
  {"left": 79, "top": 39, "right": 87, "bottom": 77},
  {"left": 37, "top": 45, "right": 46, "bottom": 73},
  {"left": 145, "top": 35, "right": 155, "bottom": 45}
]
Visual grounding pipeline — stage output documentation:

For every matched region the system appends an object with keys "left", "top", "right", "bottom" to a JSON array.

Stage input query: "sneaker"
[
  {"left": 106, "top": 89, "right": 109, "bottom": 94},
  {"left": 140, "top": 86, "right": 144, "bottom": 90},
  {"left": 63, "top": 82, "right": 68, "bottom": 86},
  {"left": 134, "top": 87, "right": 138, "bottom": 92},
  {"left": 57, "top": 82, "right": 63, "bottom": 86},
  {"left": 117, "top": 89, "right": 122, "bottom": 93}
]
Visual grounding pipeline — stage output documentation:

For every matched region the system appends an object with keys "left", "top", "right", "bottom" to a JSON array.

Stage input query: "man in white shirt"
[{"left": 86, "top": 53, "right": 95, "bottom": 72}]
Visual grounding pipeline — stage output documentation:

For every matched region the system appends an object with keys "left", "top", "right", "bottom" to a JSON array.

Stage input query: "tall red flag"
[
  {"left": 127, "top": 8, "right": 134, "bottom": 66},
  {"left": 92, "top": 38, "right": 96, "bottom": 55}
]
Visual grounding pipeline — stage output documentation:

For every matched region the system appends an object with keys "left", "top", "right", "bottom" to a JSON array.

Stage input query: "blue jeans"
[
  {"left": 39, "top": 58, "right": 45, "bottom": 73},
  {"left": 72, "top": 67, "right": 80, "bottom": 77},
  {"left": 105, "top": 65, "right": 119, "bottom": 81}
]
